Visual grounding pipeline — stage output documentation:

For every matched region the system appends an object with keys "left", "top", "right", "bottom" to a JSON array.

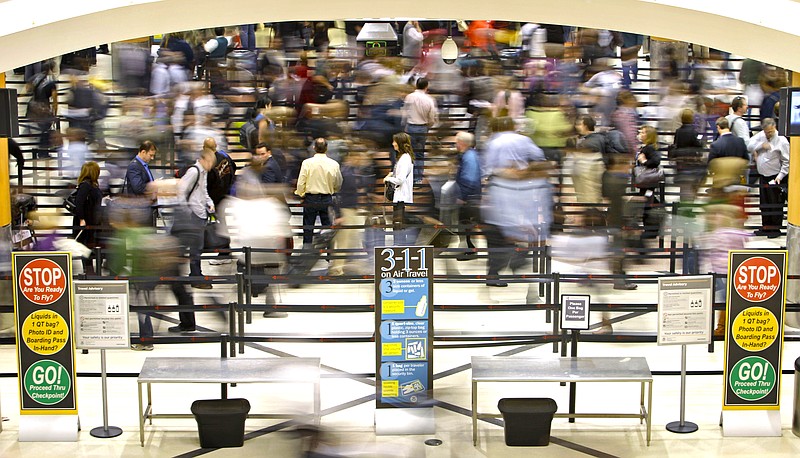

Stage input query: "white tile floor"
[{"left": 2, "top": 251, "right": 800, "bottom": 457}]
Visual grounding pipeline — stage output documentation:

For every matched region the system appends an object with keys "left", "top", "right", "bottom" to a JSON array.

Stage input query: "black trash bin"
[
  {"left": 498, "top": 398, "right": 558, "bottom": 446},
  {"left": 191, "top": 398, "right": 251, "bottom": 448}
]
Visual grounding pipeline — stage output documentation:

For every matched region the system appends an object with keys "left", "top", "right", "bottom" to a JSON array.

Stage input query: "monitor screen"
[{"left": 778, "top": 87, "right": 800, "bottom": 136}]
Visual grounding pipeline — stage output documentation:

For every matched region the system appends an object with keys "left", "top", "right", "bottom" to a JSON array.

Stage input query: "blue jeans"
[
  {"left": 405, "top": 124, "right": 428, "bottom": 182},
  {"left": 135, "top": 289, "right": 154, "bottom": 340},
  {"left": 239, "top": 24, "right": 256, "bottom": 51}
]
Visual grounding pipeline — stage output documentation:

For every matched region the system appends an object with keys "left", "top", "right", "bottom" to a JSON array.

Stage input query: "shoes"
[
  {"left": 130, "top": 344, "right": 154, "bottom": 351},
  {"left": 209, "top": 258, "right": 232, "bottom": 265},
  {"left": 714, "top": 326, "right": 725, "bottom": 337},
  {"left": 168, "top": 326, "right": 196, "bottom": 333},
  {"left": 192, "top": 283, "right": 213, "bottom": 290},
  {"left": 613, "top": 283, "right": 638, "bottom": 290},
  {"left": 767, "top": 232, "right": 782, "bottom": 239},
  {"left": 456, "top": 252, "right": 478, "bottom": 261},
  {"left": 753, "top": 229, "right": 781, "bottom": 238},
  {"left": 486, "top": 279, "right": 508, "bottom": 287},
  {"left": 263, "top": 311, "right": 289, "bottom": 318}
]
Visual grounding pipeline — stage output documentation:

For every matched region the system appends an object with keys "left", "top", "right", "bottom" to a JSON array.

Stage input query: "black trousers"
[
  {"left": 302, "top": 194, "right": 332, "bottom": 245},
  {"left": 758, "top": 174, "right": 783, "bottom": 233}
]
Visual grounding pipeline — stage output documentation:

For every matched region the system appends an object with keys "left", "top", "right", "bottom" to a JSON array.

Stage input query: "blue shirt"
[
  {"left": 456, "top": 148, "right": 482, "bottom": 201},
  {"left": 483, "top": 131, "right": 545, "bottom": 176},
  {"left": 136, "top": 156, "right": 154, "bottom": 181}
]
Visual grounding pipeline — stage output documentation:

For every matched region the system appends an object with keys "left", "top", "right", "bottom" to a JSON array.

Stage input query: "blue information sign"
[{"left": 375, "top": 246, "right": 433, "bottom": 409}]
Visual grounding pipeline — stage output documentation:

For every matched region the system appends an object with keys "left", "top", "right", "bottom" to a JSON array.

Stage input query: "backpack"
[
  {"left": 207, "top": 151, "right": 237, "bottom": 204},
  {"left": 239, "top": 119, "right": 259, "bottom": 151},
  {"left": 602, "top": 129, "right": 629, "bottom": 155}
]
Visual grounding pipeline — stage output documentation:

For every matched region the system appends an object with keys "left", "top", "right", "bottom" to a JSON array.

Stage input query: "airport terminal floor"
[
  {"left": 4, "top": 34, "right": 800, "bottom": 457},
  {"left": 2, "top": 255, "right": 800, "bottom": 457}
]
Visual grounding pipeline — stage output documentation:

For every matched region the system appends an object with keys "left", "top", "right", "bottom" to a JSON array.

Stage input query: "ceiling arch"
[{"left": 1, "top": 0, "right": 799, "bottom": 72}]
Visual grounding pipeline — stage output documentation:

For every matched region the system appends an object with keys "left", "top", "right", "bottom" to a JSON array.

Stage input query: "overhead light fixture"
[{"left": 442, "top": 22, "right": 458, "bottom": 65}]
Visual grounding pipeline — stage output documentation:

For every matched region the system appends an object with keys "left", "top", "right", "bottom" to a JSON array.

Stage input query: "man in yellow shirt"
[{"left": 295, "top": 138, "right": 343, "bottom": 246}]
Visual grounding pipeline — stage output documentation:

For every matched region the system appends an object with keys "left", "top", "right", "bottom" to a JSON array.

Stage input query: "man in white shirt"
[
  {"left": 747, "top": 118, "right": 789, "bottom": 238},
  {"left": 402, "top": 77, "right": 438, "bottom": 183}
]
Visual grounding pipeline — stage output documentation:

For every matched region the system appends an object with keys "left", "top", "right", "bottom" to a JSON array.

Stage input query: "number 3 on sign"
[{"left": 381, "top": 248, "right": 396, "bottom": 271}]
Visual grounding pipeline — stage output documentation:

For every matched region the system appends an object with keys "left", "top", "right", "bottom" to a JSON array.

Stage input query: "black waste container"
[
  {"left": 191, "top": 398, "right": 251, "bottom": 448},
  {"left": 498, "top": 398, "right": 558, "bottom": 446},
  {"left": 794, "top": 357, "right": 800, "bottom": 437}
]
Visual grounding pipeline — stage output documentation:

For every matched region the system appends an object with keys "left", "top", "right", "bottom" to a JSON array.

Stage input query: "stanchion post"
[
  {"left": 228, "top": 302, "right": 236, "bottom": 357},
  {"left": 552, "top": 272, "right": 560, "bottom": 353},
  {"left": 666, "top": 344, "right": 699, "bottom": 433},
  {"left": 244, "top": 246, "right": 252, "bottom": 324},
  {"left": 89, "top": 349, "right": 123, "bottom": 438},
  {"left": 236, "top": 272, "right": 245, "bottom": 354}
]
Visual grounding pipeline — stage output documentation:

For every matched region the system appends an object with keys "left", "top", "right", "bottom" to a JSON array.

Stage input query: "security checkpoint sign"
[
  {"left": 723, "top": 251, "right": 786, "bottom": 409},
  {"left": 12, "top": 252, "right": 78, "bottom": 414}
]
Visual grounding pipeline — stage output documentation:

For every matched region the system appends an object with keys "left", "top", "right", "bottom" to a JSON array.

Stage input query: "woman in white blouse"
[{"left": 385, "top": 132, "right": 415, "bottom": 244}]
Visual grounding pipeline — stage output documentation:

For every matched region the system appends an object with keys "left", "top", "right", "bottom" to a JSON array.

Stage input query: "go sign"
[
  {"left": 733, "top": 257, "right": 780, "bottom": 302},
  {"left": 19, "top": 259, "right": 67, "bottom": 305},
  {"left": 729, "top": 356, "right": 776, "bottom": 402}
]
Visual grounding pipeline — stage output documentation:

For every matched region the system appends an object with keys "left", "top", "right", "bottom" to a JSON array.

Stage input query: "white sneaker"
[{"left": 209, "top": 258, "right": 232, "bottom": 265}]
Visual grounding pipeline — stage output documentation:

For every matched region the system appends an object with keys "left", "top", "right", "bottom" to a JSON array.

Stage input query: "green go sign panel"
[
  {"left": 729, "top": 356, "right": 777, "bottom": 402},
  {"left": 23, "top": 360, "right": 72, "bottom": 405},
  {"left": 723, "top": 251, "right": 786, "bottom": 409}
]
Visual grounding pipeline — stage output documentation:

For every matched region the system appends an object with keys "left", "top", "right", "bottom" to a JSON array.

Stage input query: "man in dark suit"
[
  {"left": 125, "top": 140, "right": 158, "bottom": 195},
  {"left": 124, "top": 140, "right": 159, "bottom": 226},
  {"left": 707, "top": 117, "right": 749, "bottom": 189},
  {"left": 255, "top": 142, "right": 283, "bottom": 184},
  {"left": 708, "top": 117, "right": 749, "bottom": 163}
]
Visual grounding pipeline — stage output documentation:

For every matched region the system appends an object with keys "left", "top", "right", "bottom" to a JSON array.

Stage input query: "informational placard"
[
  {"left": 723, "top": 252, "right": 786, "bottom": 410},
  {"left": 657, "top": 276, "right": 713, "bottom": 345},
  {"left": 560, "top": 295, "right": 590, "bottom": 330},
  {"left": 73, "top": 280, "right": 130, "bottom": 350},
  {"left": 375, "top": 246, "right": 433, "bottom": 409},
  {"left": 12, "top": 252, "right": 78, "bottom": 414}
]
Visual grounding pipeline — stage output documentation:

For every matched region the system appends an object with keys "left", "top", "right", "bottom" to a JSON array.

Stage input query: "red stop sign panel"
[
  {"left": 733, "top": 256, "right": 780, "bottom": 302},
  {"left": 19, "top": 259, "right": 67, "bottom": 305}
]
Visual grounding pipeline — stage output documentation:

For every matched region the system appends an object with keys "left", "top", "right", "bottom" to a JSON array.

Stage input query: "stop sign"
[
  {"left": 18, "top": 258, "right": 67, "bottom": 305},
  {"left": 733, "top": 256, "right": 780, "bottom": 302}
]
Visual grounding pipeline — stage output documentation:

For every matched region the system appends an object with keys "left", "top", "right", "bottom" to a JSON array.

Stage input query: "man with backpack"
[
  {"left": 171, "top": 148, "right": 216, "bottom": 303},
  {"left": 204, "top": 137, "right": 237, "bottom": 264}
]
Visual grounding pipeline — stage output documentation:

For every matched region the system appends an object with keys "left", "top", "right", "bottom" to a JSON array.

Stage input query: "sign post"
[
  {"left": 74, "top": 280, "right": 130, "bottom": 438},
  {"left": 374, "top": 246, "right": 434, "bottom": 435},
  {"left": 12, "top": 252, "right": 78, "bottom": 441},
  {"left": 722, "top": 251, "right": 787, "bottom": 436},
  {"left": 657, "top": 275, "right": 713, "bottom": 433}
]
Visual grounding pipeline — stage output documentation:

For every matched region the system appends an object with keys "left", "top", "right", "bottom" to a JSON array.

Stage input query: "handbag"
[
  {"left": 204, "top": 219, "right": 230, "bottom": 250},
  {"left": 384, "top": 182, "right": 397, "bottom": 202},
  {"left": 63, "top": 188, "right": 79, "bottom": 215},
  {"left": 633, "top": 165, "right": 665, "bottom": 188}
]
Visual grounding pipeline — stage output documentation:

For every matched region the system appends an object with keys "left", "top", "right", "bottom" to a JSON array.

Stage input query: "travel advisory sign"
[
  {"left": 12, "top": 252, "right": 78, "bottom": 413},
  {"left": 723, "top": 251, "right": 786, "bottom": 409}
]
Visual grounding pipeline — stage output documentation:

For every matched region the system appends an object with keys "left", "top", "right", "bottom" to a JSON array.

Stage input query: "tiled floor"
[{"left": 2, "top": 249, "right": 800, "bottom": 457}]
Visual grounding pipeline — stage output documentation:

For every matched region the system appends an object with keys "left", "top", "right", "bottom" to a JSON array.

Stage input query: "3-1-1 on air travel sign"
[{"left": 12, "top": 252, "right": 78, "bottom": 414}]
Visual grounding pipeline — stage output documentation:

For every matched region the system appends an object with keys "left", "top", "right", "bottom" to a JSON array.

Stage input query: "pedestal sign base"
[
  {"left": 375, "top": 408, "right": 435, "bottom": 435},
  {"left": 19, "top": 415, "right": 78, "bottom": 441},
  {"left": 722, "top": 410, "right": 782, "bottom": 436},
  {"left": 666, "top": 420, "right": 698, "bottom": 433}
]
